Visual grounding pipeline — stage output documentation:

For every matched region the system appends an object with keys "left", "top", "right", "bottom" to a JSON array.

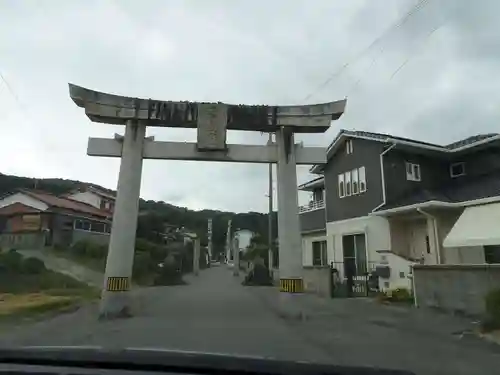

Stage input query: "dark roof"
[
  {"left": 337, "top": 129, "right": 443, "bottom": 148},
  {"left": 376, "top": 171, "right": 500, "bottom": 212},
  {"left": 334, "top": 129, "right": 499, "bottom": 151},
  {"left": 445, "top": 133, "right": 499, "bottom": 150}
]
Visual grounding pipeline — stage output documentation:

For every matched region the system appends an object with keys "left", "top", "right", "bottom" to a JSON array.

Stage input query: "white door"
[{"left": 410, "top": 220, "right": 430, "bottom": 263}]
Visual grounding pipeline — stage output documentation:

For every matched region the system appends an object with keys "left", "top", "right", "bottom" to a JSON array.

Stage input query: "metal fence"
[{"left": 329, "top": 261, "right": 378, "bottom": 298}]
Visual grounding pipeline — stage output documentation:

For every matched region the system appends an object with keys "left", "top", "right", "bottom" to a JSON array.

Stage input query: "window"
[
  {"left": 346, "top": 139, "right": 353, "bottom": 154},
  {"left": 352, "top": 168, "right": 359, "bottom": 194},
  {"left": 450, "top": 162, "right": 465, "bottom": 177},
  {"left": 359, "top": 166, "right": 366, "bottom": 192},
  {"left": 339, "top": 167, "right": 366, "bottom": 197},
  {"left": 406, "top": 162, "right": 421, "bottom": 181},
  {"left": 338, "top": 174, "right": 345, "bottom": 198},
  {"left": 91, "top": 222, "right": 106, "bottom": 233},
  {"left": 485, "top": 246, "right": 500, "bottom": 264},
  {"left": 74, "top": 220, "right": 91, "bottom": 231},
  {"left": 312, "top": 240, "right": 328, "bottom": 266},
  {"left": 345, "top": 171, "right": 352, "bottom": 196}
]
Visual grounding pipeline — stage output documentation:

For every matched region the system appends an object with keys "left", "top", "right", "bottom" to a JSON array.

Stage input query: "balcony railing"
[{"left": 298, "top": 199, "right": 325, "bottom": 213}]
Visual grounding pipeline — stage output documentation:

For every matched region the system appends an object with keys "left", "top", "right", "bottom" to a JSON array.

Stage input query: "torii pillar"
[{"left": 68, "top": 83, "right": 346, "bottom": 318}]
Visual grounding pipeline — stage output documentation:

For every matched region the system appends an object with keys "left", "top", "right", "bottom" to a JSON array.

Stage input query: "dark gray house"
[{"left": 298, "top": 129, "right": 500, "bottom": 290}]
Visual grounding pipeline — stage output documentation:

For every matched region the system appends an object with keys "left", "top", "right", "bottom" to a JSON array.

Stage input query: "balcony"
[
  {"left": 298, "top": 199, "right": 325, "bottom": 213},
  {"left": 299, "top": 200, "right": 326, "bottom": 233}
]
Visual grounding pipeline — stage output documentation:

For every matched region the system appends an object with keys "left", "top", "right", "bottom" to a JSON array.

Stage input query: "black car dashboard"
[{"left": 0, "top": 347, "right": 414, "bottom": 375}]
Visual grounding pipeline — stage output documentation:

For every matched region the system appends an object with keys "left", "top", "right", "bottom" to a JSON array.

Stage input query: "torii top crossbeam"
[{"left": 69, "top": 84, "right": 346, "bottom": 133}]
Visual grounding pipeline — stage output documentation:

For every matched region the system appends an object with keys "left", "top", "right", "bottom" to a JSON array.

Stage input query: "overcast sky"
[{"left": 0, "top": 0, "right": 498, "bottom": 213}]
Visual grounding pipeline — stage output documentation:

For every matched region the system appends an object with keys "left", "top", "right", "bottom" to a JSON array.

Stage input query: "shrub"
[
  {"left": 133, "top": 251, "right": 153, "bottom": 279},
  {"left": 70, "top": 240, "right": 88, "bottom": 257},
  {"left": 376, "top": 288, "right": 413, "bottom": 304},
  {"left": 390, "top": 288, "right": 412, "bottom": 302},
  {"left": 21, "top": 257, "right": 46, "bottom": 274},
  {"left": 0, "top": 250, "right": 23, "bottom": 272},
  {"left": 483, "top": 288, "right": 500, "bottom": 331},
  {"left": 85, "top": 243, "right": 107, "bottom": 259}
]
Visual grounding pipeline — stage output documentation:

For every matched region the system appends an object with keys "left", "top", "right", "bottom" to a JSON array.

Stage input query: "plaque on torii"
[{"left": 68, "top": 83, "right": 346, "bottom": 319}]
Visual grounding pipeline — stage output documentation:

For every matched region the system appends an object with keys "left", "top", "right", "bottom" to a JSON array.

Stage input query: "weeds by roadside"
[
  {"left": 375, "top": 288, "right": 414, "bottom": 305},
  {"left": 0, "top": 249, "right": 100, "bottom": 321}
]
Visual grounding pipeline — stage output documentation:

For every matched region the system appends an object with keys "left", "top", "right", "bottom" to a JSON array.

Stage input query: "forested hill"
[{"left": 0, "top": 173, "right": 277, "bottom": 252}]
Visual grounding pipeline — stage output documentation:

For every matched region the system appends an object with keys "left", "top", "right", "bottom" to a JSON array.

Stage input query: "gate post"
[
  {"left": 100, "top": 120, "right": 146, "bottom": 318},
  {"left": 276, "top": 127, "right": 303, "bottom": 295}
]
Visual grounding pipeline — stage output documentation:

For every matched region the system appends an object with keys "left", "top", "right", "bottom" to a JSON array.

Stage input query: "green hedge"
[{"left": 482, "top": 288, "right": 500, "bottom": 332}]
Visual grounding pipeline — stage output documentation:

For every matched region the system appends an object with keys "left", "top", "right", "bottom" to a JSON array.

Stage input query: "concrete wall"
[
  {"left": 0, "top": 232, "right": 45, "bottom": 250},
  {"left": 303, "top": 266, "right": 331, "bottom": 297},
  {"left": 413, "top": 264, "right": 500, "bottom": 316},
  {"left": 301, "top": 231, "right": 327, "bottom": 266},
  {"left": 72, "top": 229, "right": 110, "bottom": 246}
]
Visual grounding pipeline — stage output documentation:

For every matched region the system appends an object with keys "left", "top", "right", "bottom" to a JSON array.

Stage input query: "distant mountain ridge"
[{"left": 0, "top": 173, "right": 276, "bottom": 251}]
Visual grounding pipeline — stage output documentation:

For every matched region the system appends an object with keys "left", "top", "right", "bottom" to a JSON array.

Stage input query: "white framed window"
[
  {"left": 345, "top": 171, "right": 352, "bottom": 196},
  {"left": 406, "top": 162, "right": 421, "bottom": 181},
  {"left": 359, "top": 166, "right": 366, "bottom": 192},
  {"left": 74, "top": 219, "right": 91, "bottom": 231},
  {"left": 338, "top": 174, "right": 345, "bottom": 198},
  {"left": 352, "top": 168, "right": 359, "bottom": 195},
  {"left": 312, "top": 240, "right": 328, "bottom": 266},
  {"left": 346, "top": 139, "right": 353, "bottom": 154},
  {"left": 450, "top": 162, "right": 465, "bottom": 178}
]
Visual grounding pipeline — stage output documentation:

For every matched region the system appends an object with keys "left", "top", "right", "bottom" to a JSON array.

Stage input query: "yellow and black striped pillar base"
[
  {"left": 279, "top": 278, "right": 304, "bottom": 293},
  {"left": 106, "top": 276, "right": 131, "bottom": 292}
]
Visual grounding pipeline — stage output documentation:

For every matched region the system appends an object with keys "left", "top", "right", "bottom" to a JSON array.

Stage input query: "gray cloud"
[{"left": 1, "top": 0, "right": 499, "bottom": 212}]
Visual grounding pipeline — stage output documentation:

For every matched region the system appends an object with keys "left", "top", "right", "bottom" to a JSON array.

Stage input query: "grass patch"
[
  {"left": 0, "top": 293, "right": 81, "bottom": 318},
  {"left": 0, "top": 250, "right": 100, "bottom": 322},
  {"left": 45, "top": 247, "right": 106, "bottom": 273}
]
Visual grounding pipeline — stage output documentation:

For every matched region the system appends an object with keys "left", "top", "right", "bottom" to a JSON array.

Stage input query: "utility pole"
[
  {"left": 267, "top": 133, "right": 274, "bottom": 270},
  {"left": 225, "top": 219, "right": 232, "bottom": 264},
  {"left": 233, "top": 234, "right": 239, "bottom": 277},
  {"left": 207, "top": 218, "right": 213, "bottom": 262}
]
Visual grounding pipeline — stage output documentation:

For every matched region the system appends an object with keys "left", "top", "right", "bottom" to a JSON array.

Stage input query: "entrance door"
[
  {"left": 410, "top": 220, "right": 431, "bottom": 264},
  {"left": 341, "top": 233, "right": 368, "bottom": 296}
]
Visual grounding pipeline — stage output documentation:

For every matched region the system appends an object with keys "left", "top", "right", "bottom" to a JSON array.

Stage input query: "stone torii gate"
[{"left": 68, "top": 84, "right": 346, "bottom": 318}]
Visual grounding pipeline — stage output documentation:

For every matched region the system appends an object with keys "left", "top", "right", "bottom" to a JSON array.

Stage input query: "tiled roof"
[
  {"left": 334, "top": 129, "right": 499, "bottom": 151},
  {"left": 337, "top": 129, "right": 443, "bottom": 148},
  {"left": 445, "top": 133, "right": 499, "bottom": 150},
  {"left": 20, "top": 189, "right": 111, "bottom": 218},
  {"left": 376, "top": 171, "right": 500, "bottom": 212}
]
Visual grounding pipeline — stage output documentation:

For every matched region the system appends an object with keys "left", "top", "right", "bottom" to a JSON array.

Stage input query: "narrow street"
[{"left": 1, "top": 267, "right": 499, "bottom": 374}]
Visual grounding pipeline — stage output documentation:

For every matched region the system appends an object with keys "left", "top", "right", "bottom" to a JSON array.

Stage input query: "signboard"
[{"left": 196, "top": 103, "right": 228, "bottom": 151}]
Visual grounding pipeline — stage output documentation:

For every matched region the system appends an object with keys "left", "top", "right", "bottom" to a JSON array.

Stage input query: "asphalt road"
[{"left": 1, "top": 266, "right": 500, "bottom": 374}]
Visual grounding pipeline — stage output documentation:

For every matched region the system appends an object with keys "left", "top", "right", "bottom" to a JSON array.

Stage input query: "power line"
[
  {"left": 388, "top": 18, "right": 448, "bottom": 80},
  {"left": 0, "top": 71, "right": 22, "bottom": 106},
  {"left": 301, "top": 0, "right": 431, "bottom": 102}
]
